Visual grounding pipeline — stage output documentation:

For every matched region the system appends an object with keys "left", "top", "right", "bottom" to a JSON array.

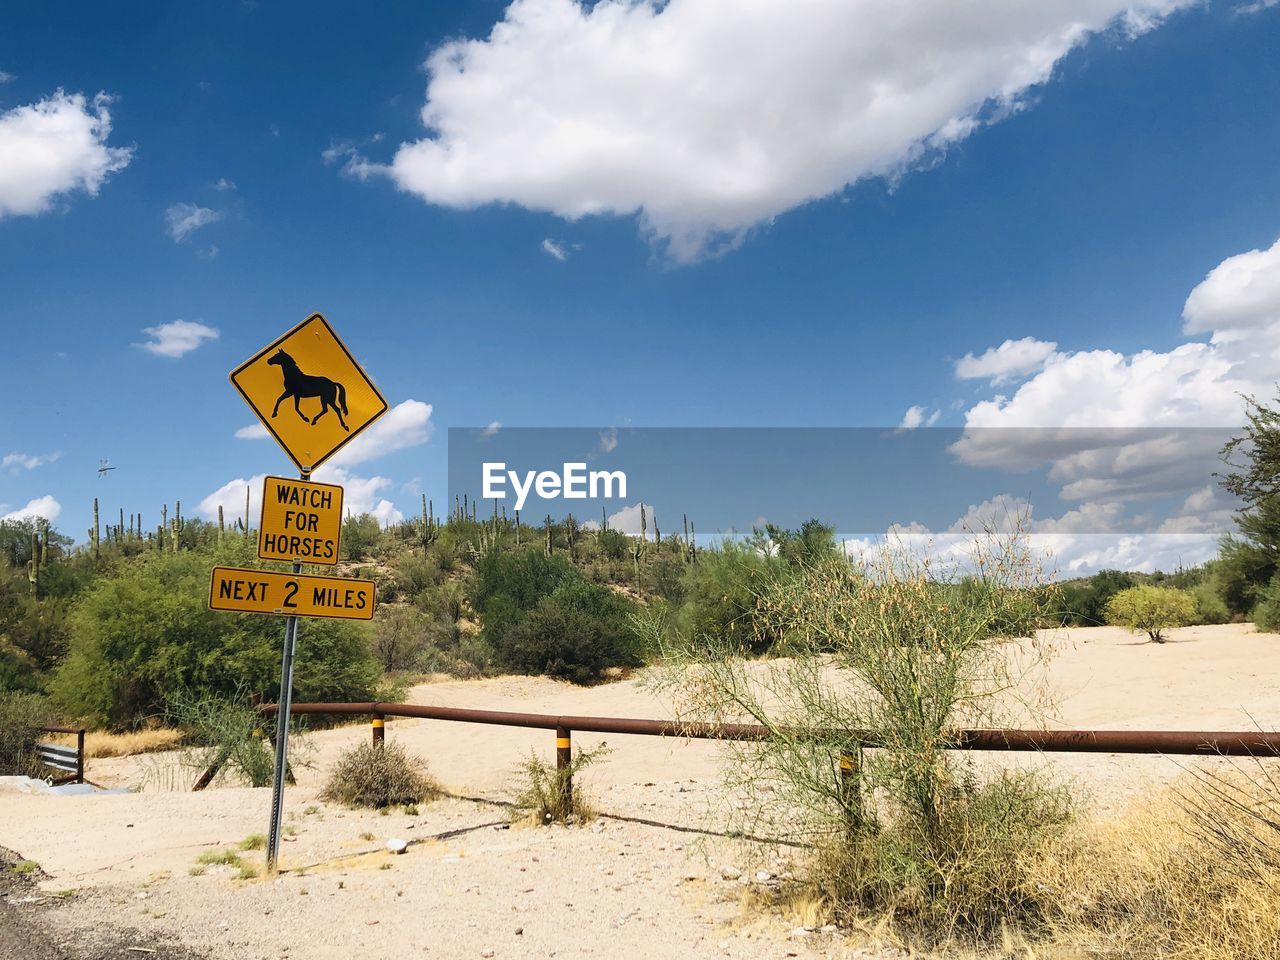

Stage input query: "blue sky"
[{"left": 2, "top": 0, "right": 1279, "bottom": 573}]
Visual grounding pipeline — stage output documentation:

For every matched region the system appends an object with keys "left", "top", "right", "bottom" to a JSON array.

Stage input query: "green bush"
[
  {"left": 1252, "top": 574, "right": 1280, "bottom": 632},
  {"left": 499, "top": 579, "right": 641, "bottom": 684},
  {"left": 341, "top": 514, "right": 383, "bottom": 561},
  {"left": 1192, "top": 580, "right": 1231, "bottom": 625},
  {"left": 51, "top": 548, "right": 379, "bottom": 728},
  {"left": 675, "top": 540, "right": 785, "bottom": 655},
  {"left": 320, "top": 741, "right": 439, "bottom": 809},
  {"left": 1104, "top": 585, "right": 1196, "bottom": 643}
]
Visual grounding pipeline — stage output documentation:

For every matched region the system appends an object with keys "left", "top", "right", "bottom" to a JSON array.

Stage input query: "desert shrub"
[
  {"left": 1104, "top": 585, "right": 1195, "bottom": 643},
  {"left": 52, "top": 548, "right": 379, "bottom": 728},
  {"left": 644, "top": 528, "right": 1066, "bottom": 945},
  {"left": 819, "top": 769, "right": 1070, "bottom": 941},
  {"left": 512, "top": 743, "right": 610, "bottom": 824},
  {"left": 371, "top": 605, "right": 431, "bottom": 671},
  {"left": 674, "top": 540, "right": 785, "bottom": 655},
  {"left": 471, "top": 549, "right": 638, "bottom": 682},
  {"left": 320, "top": 741, "right": 439, "bottom": 809},
  {"left": 1056, "top": 569, "right": 1135, "bottom": 626},
  {"left": 498, "top": 579, "right": 641, "bottom": 684},
  {"left": 1252, "top": 573, "right": 1280, "bottom": 632},
  {"left": 0, "top": 692, "right": 52, "bottom": 776},
  {"left": 596, "top": 528, "right": 630, "bottom": 561},
  {"left": 1213, "top": 537, "right": 1273, "bottom": 617},
  {"left": 341, "top": 514, "right": 383, "bottom": 561},
  {"left": 168, "top": 688, "right": 276, "bottom": 788},
  {"left": 1192, "top": 579, "right": 1232, "bottom": 625}
]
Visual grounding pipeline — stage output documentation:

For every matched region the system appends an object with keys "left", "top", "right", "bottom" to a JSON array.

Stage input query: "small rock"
[
  {"left": 819, "top": 924, "right": 838, "bottom": 934},
  {"left": 386, "top": 838, "right": 408, "bottom": 855},
  {"left": 481, "top": 951, "right": 494, "bottom": 958},
  {"left": 514, "top": 928, "right": 523, "bottom": 936},
  {"left": 719, "top": 866, "right": 741, "bottom": 881},
  {"left": 789, "top": 927, "right": 810, "bottom": 939},
  {"left": 134, "top": 892, "right": 148, "bottom": 900},
  {"left": 755, "top": 870, "right": 772, "bottom": 882}
]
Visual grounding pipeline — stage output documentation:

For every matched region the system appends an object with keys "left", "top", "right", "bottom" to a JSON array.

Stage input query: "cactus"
[
  {"left": 631, "top": 538, "right": 643, "bottom": 597},
  {"left": 565, "top": 514, "right": 579, "bottom": 562},
  {"left": 640, "top": 503, "right": 647, "bottom": 544},
  {"left": 218, "top": 505, "right": 225, "bottom": 544},
  {"left": 653, "top": 512, "right": 660, "bottom": 546},
  {"left": 92, "top": 497, "right": 100, "bottom": 561},
  {"left": 27, "top": 526, "right": 40, "bottom": 594},
  {"left": 545, "top": 514, "right": 553, "bottom": 556},
  {"left": 515, "top": 509, "right": 521, "bottom": 545},
  {"left": 601, "top": 503, "right": 608, "bottom": 532}
]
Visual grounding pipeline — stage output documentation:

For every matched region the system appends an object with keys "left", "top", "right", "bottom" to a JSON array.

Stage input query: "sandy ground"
[{"left": 2, "top": 622, "right": 1277, "bottom": 959}]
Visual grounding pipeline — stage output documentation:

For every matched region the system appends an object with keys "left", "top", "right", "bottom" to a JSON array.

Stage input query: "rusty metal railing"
[{"left": 249, "top": 700, "right": 1280, "bottom": 811}]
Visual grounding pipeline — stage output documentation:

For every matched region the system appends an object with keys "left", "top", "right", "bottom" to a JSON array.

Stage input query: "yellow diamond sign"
[{"left": 230, "top": 313, "right": 387, "bottom": 473}]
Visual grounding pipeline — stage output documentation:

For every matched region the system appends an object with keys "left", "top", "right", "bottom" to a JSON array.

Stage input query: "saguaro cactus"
[
  {"left": 27, "top": 526, "right": 40, "bottom": 595},
  {"left": 92, "top": 497, "right": 100, "bottom": 561}
]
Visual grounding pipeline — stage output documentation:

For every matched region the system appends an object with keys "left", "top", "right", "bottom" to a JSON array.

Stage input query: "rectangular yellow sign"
[
  {"left": 258, "top": 476, "right": 344, "bottom": 565},
  {"left": 209, "top": 566, "right": 376, "bottom": 620}
]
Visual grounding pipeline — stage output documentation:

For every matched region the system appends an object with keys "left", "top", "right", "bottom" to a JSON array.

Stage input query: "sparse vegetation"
[
  {"left": 645, "top": 527, "right": 1069, "bottom": 945},
  {"left": 512, "top": 743, "right": 610, "bottom": 825},
  {"left": 0, "top": 692, "right": 52, "bottom": 776},
  {"left": 320, "top": 741, "right": 439, "bottom": 809}
]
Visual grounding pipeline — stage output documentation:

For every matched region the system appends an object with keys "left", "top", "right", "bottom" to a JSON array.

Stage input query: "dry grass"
[
  {"left": 55, "top": 727, "right": 184, "bottom": 758},
  {"left": 1033, "top": 769, "right": 1280, "bottom": 960}
]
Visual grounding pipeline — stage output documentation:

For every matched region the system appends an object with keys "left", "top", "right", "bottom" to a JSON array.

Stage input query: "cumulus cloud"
[
  {"left": 2, "top": 495, "right": 61, "bottom": 523},
  {"left": 606, "top": 501, "right": 655, "bottom": 536},
  {"left": 137, "top": 320, "right": 220, "bottom": 358},
  {"left": 481, "top": 420, "right": 502, "bottom": 437},
  {"left": 598, "top": 428, "right": 618, "bottom": 453},
  {"left": 541, "top": 238, "right": 570, "bottom": 261},
  {"left": 164, "top": 203, "right": 222, "bottom": 242},
  {"left": 234, "top": 423, "right": 269, "bottom": 440},
  {"left": 352, "top": 0, "right": 1191, "bottom": 261},
  {"left": 899, "top": 405, "right": 940, "bottom": 429},
  {"left": 327, "top": 399, "right": 434, "bottom": 467},
  {"left": 199, "top": 469, "right": 404, "bottom": 527},
  {"left": 3, "top": 452, "right": 58, "bottom": 472},
  {"left": 955, "top": 337, "right": 1058, "bottom": 384},
  {"left": 0, "top": 90, "right": 132, "bottom": 219}
]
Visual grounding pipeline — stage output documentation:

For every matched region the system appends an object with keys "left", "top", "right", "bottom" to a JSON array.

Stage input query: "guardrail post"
[
  {"left": 555, "top": 725, "right": 572, "bottom": 817},
  {"left": 76, "top": 729, "right": 85, "bottom": 784},
  {"left": 838, "top": 750, "right": 862, "bottom": 830},
  {"left": 372, "top": 713, "right": 385, "bottom": 746}
]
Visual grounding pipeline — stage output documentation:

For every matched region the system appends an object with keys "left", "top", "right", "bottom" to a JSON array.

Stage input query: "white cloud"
[
  {"left": 955, "top": 337, "right": 1058, "bottom": 384},
  {"left": 3, "top": 451, "right": 58, "bottom": 472},
  {"left": 327, "top": 399, "right": 434, "bottom": 467},
  {"left": 234, "top": 423, "right": 269, "bottom": 440},
  {"left": 0, "top": 90, "right": 132, "bottom": 219},
  {"left": 2, "top": 495, "right": 61, "bottom": 523},
  {"left": 606, "top": 501, "right": 654, "bottom": 536},
  {"left": 541, "top": 237, "right": 570, "bottom": 261},
  {"left": 354, "top": 0, "right": 1191, "bottom": 262},
  {"left": 164, "top": 203, "right": 222, "bottom": 242},
  {"left": 312, "top": 465, "right": 404, "bottom": 525},
  {"left": 213, "top": 177, "right": 237, "bottom": 191},
  {"left": 137, "top": 319, "right": 220, "bottom": 358},
  {"left": 899, "top": 405, "right": 940, "bottom": 429},
  {"left": 481, "top": 420, "right": 502, "bottom": 437},
  {"left": 199, "top": 469, "right": 404, "bottom": 527},
  {"left": 598, "top": 428, "right": 618, "bottom": 453},
  {"left": 0, "top": 72, "right": 13, "bottom": 85}
]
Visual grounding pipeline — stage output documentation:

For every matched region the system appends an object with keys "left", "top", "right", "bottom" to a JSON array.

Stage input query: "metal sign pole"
[{"left": 266, "top": 468, "right": 308, "bottom": 874}]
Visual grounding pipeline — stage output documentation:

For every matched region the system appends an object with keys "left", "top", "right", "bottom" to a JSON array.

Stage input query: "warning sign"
[
  {"left": 229, "top": 313, "right": 388, "bottom": 472},
  {"left": 258, "top": 476, "right": 343, "bottom": 565},
  {"left": 208, "top": 566, "right": 376, "bottom": 620}
]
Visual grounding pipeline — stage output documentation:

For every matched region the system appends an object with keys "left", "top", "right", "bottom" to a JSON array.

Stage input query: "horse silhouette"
[{"left": 267, "top": 349, "right": 349, "bottom": 431}]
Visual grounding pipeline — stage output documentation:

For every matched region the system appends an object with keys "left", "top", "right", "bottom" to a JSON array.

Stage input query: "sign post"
[{"left": 217, "top": 312, "right": 387, "bottom": 875}]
